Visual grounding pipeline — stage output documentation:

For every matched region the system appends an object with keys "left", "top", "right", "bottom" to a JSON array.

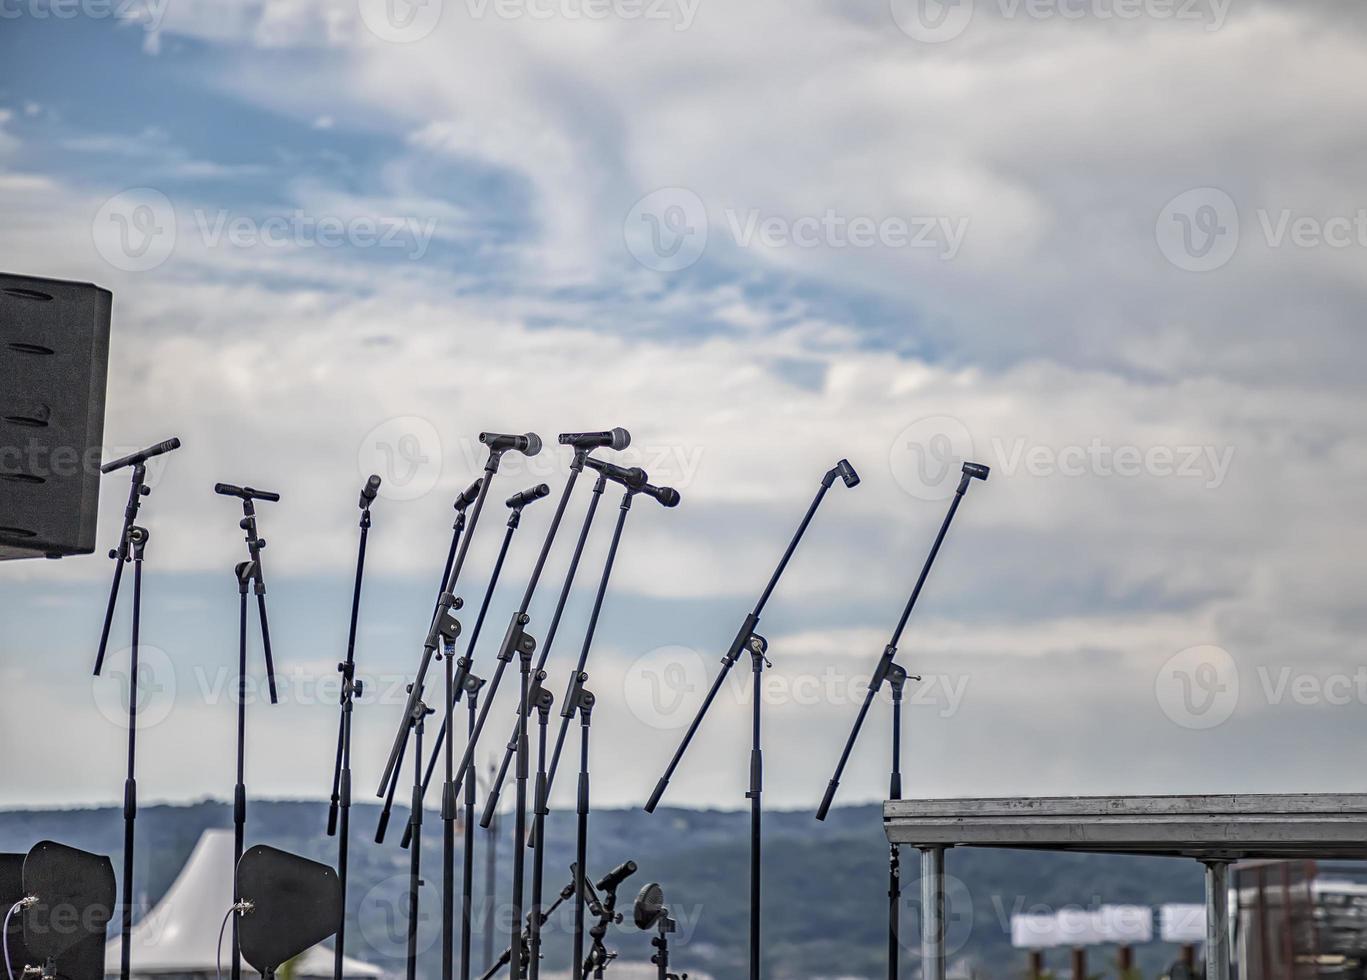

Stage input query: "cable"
[
  {"left": 3, "top": 897, "right": 36, "bottom": 980},
  {"left": 3, "top": 901, "right": 18, "bottom": 980},
  {"left": 216, "top": 901, "right": 252, "bottom": 980}
]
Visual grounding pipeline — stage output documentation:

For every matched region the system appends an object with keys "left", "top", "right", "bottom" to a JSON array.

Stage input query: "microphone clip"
[{"left": 496, "top": 611, "right": 537, "bottom": 665}]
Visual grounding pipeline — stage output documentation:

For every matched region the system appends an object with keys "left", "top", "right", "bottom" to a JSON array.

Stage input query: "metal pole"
[
  {"left": 120, "top": 531, "right": 145, "bottom": 980},
  {"left": 888, "top": 678, "right": 903, "bottom": 980},
  {"left": 483, "top": 766, "right": 498, "bottom": 973},
  {"left": 232, "top": 581, "right": 248, "bottom": 980},
  {"left": 1071, "top": 948, "right": 1086, "bottom": 980},
  {"left": 748, "top": 639, "right": 766, "bottom": 980},
  {"left": 1205, "top": 860, "right": 1232, "bottom": 980},
  {"left": 919, "top": 846, "right": 946, "bottom": 980},
  {"left": 461, "top": 681, "right": 482, "bottom": 980}
]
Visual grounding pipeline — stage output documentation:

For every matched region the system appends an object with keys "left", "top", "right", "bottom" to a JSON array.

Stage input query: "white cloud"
[
  {"left": 5, "top": 0, "right": 1367, "bottom": 810},
  {"left": 0, "top": 109, "right": 19, "bottom": 158}
]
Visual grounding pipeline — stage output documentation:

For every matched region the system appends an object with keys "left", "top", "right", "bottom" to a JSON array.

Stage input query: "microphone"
[
  {"left": 584, "top": 456, "right": 647, "bottom": 490},
  {"left": 455, "top": 477, "right": 483, "bottom": 511},
  {"left": 479, "top": 432, "right": 542, "bottom": 456},
  {"left": 101, "top": 437, "right": 182, "bottom": 474},
  {"left": 596, "top": 859, "right": 638, "bottom": 893},
  {"left": 215, "top": 483, "right": 281, "bottom": 502},
  {"left": 633, "top": 882, "right": 666, "bottom": 930},
  {"left": 359, "top": 474, "right": 381, "bottom": 509},
  {"left": 638, "top": 483, "right": 681, "bottom": 508},
  {"left": 963, "top": 461, "right": 990, "bottom": 481},
  {"left": 558, "top": 428, "right": 630, "bottom": 452},
  {"left": 823, "top": 458, "right": 860, "bottom": 489},
  {"left": 506, "top": 483, "right": 551, "bottom": 509}
]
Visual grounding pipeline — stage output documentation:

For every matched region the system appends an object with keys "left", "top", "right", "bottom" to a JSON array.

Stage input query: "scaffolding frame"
[{"left": 884, "top": 794, "right": 1367, "bottom": 980}]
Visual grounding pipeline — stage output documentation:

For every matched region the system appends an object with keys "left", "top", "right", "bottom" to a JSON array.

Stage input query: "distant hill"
[{"left": 0, "top": 801, "right": 1205, "bottom": 979}]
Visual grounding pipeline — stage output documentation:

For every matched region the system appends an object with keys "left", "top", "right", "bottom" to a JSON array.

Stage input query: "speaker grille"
[{"left": 0, "top": 273, "right": 111, "bottom": 560}]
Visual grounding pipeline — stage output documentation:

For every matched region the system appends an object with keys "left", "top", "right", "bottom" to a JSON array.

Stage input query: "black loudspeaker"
[
  {"left": 0, "top": 272, "right": 112, "bottom": 561},
  {"left": 0, "top": 853, "right": 31, "bottom": 979},
  {"left": 237, "top": 846, "right": 343, "bottom": 977},
  {"left": 21, "top": 840, "right": 116, "bottom": 980}
]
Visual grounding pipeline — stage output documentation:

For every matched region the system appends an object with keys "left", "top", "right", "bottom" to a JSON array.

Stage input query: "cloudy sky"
[{"left": 1, "top": 0, "right": 1365, "bottom": 815}]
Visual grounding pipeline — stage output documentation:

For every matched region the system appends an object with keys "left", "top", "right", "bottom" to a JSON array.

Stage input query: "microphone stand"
[
  {"left": 540, "top": 485, "right": 635, "bottom": 811},
  {"left": 645, "top": 908, "right": 681, "bottom": 980},
  {"left": 814, "top": 462, "right": 990, "bottom": 980},
  {"left": 479, "top": 877, "right": 578, "bottom": 980},
  {"left": 327, "top": 476, "right": 381, "bottom": 980},
  {"left": 534, "top": 479, "right": 678, "bottom": 966},
  {"left": 407, "top": 508, "right": 519, "bottom": 837},
  {"left": 461, "top": 672, "right": 488, "bottom": 980},
  {"left": 406, "top": 695, "right": 436, "bottom": 980},
  {"left": 403, "top": 592, "right": 464, "bottom": 980},
  {"left": 376, "top": 458, "right": 497, "bottom": 815},
  {"left": 375, "top": 478, "right": 481, "bottom": 845},
  {"left": 214, "top": 483, "right": 282, "bottom": 980},
  {"left": 510, "top": 638, "right": 535, "bottom": 979},
  {"left": 93, "top": 447, "right": 170, "bottom": 980},
  {"left": 526, "top": 673, "right": 554, "bottom": 980},
  {"left": 436, "top": 451, "right": 584, "bottom": 980},
  {"left": 418, "top": 488, "right": 547, "bottom": 980},
  {"left": 483, "top": 759, "right": 499, "bottom": 974},
  {"left": 567, "top": 671, "right": 597, "bottom": 980},
  {"left": 643, "top": 460, "right": 860, "bottom": 980},
  {"left": 583, "top": 873, "right": 629, "bottom": 980},
  {"left": 447, "top": 448, "right": 591, "bottom": 809},
  {"left": 480, "top": 473, "right": 609, "bottom": 829}
]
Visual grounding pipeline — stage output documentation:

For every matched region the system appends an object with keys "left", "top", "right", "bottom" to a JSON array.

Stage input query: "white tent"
[{"left": 105, "top": 829, "right": 383, "bottom": 978}]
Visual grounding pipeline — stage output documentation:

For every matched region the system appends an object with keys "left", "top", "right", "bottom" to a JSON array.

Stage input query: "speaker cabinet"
[{"left": 0, "top": 273, "right": 112, "bottom": 560}]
